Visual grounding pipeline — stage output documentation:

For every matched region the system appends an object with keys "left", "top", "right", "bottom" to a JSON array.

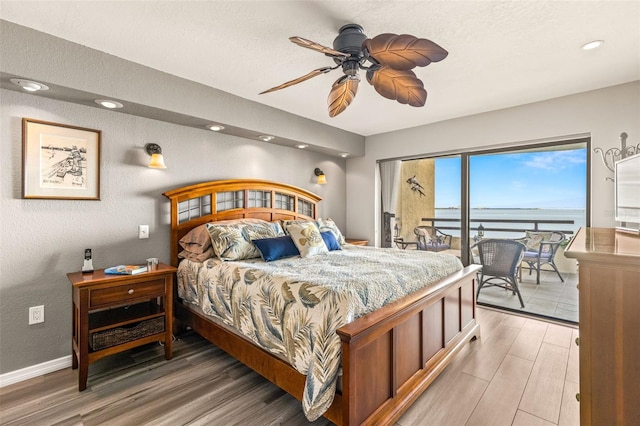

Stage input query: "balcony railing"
[{"left": 421, "top": 217, "right": 576, "bottom": 236}]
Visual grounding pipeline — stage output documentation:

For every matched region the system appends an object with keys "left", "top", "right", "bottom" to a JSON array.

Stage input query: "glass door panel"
[{"left": 469, "top": 144, "right": 587, "bottom": 323}]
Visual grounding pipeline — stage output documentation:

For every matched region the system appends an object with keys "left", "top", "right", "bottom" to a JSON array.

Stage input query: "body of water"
[{"left": 432, "top": 208, "right": 586, "bottom": 238}]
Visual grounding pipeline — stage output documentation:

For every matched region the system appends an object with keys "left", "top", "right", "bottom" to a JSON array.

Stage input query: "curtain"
[{"left": 379, "top": 160, "right": 402, "bottom": 247}]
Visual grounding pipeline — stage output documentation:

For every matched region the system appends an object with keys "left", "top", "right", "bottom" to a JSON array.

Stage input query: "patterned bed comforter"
[{"left": 177, "top": 245, "right": 463, "bottom": 421}]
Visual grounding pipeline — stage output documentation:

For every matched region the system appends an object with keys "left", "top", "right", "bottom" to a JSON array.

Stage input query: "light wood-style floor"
[{"left": 0, "top": 308, "right": 579, "bottom": 426}]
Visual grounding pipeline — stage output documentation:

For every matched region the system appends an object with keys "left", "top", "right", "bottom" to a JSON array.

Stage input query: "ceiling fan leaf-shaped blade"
[
  {"left": 364, "top": 33, "right": 448, "bottom": 70},
  {"left": 367, "top": 67, "right": 427, "bottom": 107},
  {"left": 290, "top": 36, "right": 350, "bottom": 58},
  {"left": 328, "top": 75, "right": 360, "bottom": 117},
  {"left": 260, "top": 67, "right": 333, "bottom": 94}
]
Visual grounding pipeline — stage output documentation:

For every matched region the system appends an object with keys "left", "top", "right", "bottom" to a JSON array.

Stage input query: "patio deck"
[{"left": 476, "top": 269, "right": 579, "bottom": 323}]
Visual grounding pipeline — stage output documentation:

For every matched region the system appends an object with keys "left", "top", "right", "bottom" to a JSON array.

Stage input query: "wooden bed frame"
[{"left": 163, "top": 179, "right": 481, "bottom": 425}]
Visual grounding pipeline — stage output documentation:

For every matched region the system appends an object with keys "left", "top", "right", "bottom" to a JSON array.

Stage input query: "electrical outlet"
[
  {"left": 138, "top": 225, "right": 149, "bottom": 239},
  {"left": 29, "top": 305, "right": 44, "bottom": 325}
]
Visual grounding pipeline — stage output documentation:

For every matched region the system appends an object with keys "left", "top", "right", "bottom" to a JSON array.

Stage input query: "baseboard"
[{"left": 0, "top": 356, "right": 72, "bottom": 388}]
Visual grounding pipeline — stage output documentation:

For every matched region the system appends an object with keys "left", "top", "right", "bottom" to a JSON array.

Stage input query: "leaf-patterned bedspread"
[{"left": 177, "top": 245, "right": 463, "bottom": 421}]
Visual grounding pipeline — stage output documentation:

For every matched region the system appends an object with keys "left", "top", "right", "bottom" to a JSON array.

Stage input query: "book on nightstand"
[{"left": 104, "top": 265, "right": 148, "bottom": 275}]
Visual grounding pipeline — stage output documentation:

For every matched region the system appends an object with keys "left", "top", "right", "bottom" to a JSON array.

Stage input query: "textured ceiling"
[{"left": 1, "top": 1, "right": 639, "bottom": 136}]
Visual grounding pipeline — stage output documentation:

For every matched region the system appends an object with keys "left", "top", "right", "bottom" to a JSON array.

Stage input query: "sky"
[{"left": 435, "top": 148, "right": 588, "bottom": 209}]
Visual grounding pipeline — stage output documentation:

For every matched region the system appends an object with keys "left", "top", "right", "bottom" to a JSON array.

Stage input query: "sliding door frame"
[{"left": 378, "top": 136, "right": 591, "bottom": 267}]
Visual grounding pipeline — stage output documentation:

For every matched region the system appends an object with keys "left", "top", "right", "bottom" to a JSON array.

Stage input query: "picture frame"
[{"left": 22, "top": 118, "right": 101, "bottom": 200}]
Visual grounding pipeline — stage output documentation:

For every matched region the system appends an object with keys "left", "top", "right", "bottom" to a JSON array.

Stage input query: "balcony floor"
[{"left": 477, "top": 269, "right": 578, "bottom": 324}]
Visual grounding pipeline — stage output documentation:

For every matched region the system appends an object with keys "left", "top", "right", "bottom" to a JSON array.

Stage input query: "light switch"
[{"left": 139, "top": 225, "right": 149, "bottom": 239}]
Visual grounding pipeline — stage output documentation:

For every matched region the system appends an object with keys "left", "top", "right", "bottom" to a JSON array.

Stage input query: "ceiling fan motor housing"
[{"left": 333, "top": 24, "right": 367, "bottom": 59}]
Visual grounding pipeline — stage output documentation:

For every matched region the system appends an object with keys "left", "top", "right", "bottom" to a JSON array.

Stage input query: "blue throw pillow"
[
  {"left": 252, "top": 235, "right": 300, "bottom": 262},
  {"left": 321, "top": 231, "right": 342, "bottom": 251}
]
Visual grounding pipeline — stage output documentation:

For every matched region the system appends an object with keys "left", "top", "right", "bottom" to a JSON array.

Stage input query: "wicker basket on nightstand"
[{"left": 89, "top": 317, "right": 164, "bottom": 351}]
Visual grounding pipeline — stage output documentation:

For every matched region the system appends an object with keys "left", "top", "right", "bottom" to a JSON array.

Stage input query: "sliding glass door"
[
  {"left": 380, "top": 138, "right": 589, "bottom": 324},
  {"left": 470, "top": 143, "right": 588, "bottom": 322}
]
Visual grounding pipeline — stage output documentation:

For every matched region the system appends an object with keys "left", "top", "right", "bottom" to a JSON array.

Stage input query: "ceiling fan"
[{"left": 260, "top": 24, "right": 448, "bottom": 117}]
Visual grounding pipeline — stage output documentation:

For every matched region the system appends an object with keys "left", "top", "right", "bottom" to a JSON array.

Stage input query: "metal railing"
[{"left": 421, "top": 217, "right": 576, "bottom": 236}]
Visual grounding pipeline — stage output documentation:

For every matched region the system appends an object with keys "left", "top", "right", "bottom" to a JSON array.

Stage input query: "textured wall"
[{"left": 0, "top": 89, "right": 346, "bottom": 374}]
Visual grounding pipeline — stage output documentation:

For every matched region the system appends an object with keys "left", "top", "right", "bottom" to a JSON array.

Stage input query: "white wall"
[
  {"left": 0, "top": 89, "right": 346, "bottom": 374},
  {"left": 347, "top": 81, "right": 640, "bottom": 245}
]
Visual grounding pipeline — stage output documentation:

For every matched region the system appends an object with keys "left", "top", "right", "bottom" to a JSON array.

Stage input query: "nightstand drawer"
[{"left": 90, "top": 279, "right": 165, "bottom": 308}]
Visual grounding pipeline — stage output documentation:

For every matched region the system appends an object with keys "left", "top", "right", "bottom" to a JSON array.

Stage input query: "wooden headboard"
[{"left": 163, "top": 179, "right": 321, "bottom": 266}]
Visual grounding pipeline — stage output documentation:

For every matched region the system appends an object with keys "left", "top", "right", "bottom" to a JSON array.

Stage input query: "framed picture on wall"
[{"left": 22, "top": 118, "right": 101, "bottom": 200}]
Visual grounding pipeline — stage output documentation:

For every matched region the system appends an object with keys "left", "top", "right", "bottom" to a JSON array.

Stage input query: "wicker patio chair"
[
  {"left": 516, "top": 231, "right": 565, "bottom": 284},
  {"left": 414, "top": 226, "right": 453, "bottom": 252},
  {"left": 475, "top": 239, "right": 526, "bottom": 308}
]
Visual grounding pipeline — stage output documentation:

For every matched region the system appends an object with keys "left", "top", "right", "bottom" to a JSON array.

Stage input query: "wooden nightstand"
[
  {"left": 67, "top": 263, "right": 177, "bottom": 391},
  {"left": 345, "top": 238, "right": 368, "bottom": 246}
]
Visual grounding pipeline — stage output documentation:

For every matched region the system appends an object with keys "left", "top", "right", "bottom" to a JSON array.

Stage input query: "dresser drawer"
[{"left": 90, "top": 279, "right": 165, "bottom": 308}]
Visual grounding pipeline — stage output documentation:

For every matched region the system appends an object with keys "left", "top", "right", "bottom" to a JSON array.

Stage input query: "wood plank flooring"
[{"left": 0, "top": 308, "right": 580, "bottom": 425}]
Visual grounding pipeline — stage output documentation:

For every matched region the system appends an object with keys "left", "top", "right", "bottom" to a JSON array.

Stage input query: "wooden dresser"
[{"left": 564, "top": 227, "right": 640, "bottom": 425}]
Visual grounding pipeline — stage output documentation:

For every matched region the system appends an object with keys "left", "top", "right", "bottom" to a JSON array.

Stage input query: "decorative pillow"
[
  {"left": 179, "top": 218, "right": 268, "bottom": 253},
  {"left": 206, "top": 221, "right": 284, "bottom": 261},
  {"left": 252, "top": 235, "right": 300, "bottom": 261},
  {"left": 178, "top": 247, "right": 215, "bottom": 262},
  {"left": 316, "top": 218, "right": 346, "bottom": 245},
  {"left": 287, "top": 222, "right": 328, "bottom": 257},
  {"left": 205, "top": 224, "right": 258, "bottom": 261},
  {"left": 242, "top": 222, "right": 284, "bottom": 242},
  {"left": 524, "top": 231, "right": 553, "bottom": 252},
  {"left": 415, "top": 227, "right": 432, "bottom": 242},
  {"left": 320, "top": 231, "right": 341, "bottom": 251},
  {"left": 282, "top": 219, "right": 315, "bottom": 234}
]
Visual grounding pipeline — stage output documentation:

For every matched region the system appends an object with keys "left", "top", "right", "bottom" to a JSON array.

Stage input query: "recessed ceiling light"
[
  {"left": 339, "top": 152, "right": 350, "bottom": 158},
  {"left": 295, "top": 144, "right": 308, "bottom": 149},
  {"left": 95, "top": 99, "right": 123, "bottom": 109},
  {"left": 207, "top": 124, "right": 225, "bottom": 131},
  {"left": 258, "top": 135, "right": 275, "bottom": 142},
  {"left": 10, "top": 78, "right": 49, "bottom": 92},
  {"left": 581, "top": 40, "right": 604, "bottom": 50}
]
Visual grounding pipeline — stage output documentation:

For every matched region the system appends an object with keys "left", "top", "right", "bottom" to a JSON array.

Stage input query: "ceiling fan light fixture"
[
  {"left": 258, "top": 135, "right": 275, "bottom": 142},
  {"left": 581, "top": 40, "right": 604, "bottom": 50}
]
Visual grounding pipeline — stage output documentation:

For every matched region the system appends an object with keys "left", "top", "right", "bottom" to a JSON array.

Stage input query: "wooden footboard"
[
  {"left": 337, "top": 264, "right": 481, "bottom": 425},
  {"left": 175, "top": 264, "right": 480, "bottom": 426}
]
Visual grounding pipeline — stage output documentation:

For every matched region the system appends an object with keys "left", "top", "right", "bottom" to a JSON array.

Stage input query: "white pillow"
[{"left": 286, "top": 222, "right": 328, "bottom": 257}]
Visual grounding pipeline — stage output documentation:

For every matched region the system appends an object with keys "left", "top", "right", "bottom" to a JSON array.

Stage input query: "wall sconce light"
[
  {"left": 314, "top": 168, "right": 327, "bottom": 185},
  {"left": 145, "top": 143, "right": 167, "bottom": 169}
]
